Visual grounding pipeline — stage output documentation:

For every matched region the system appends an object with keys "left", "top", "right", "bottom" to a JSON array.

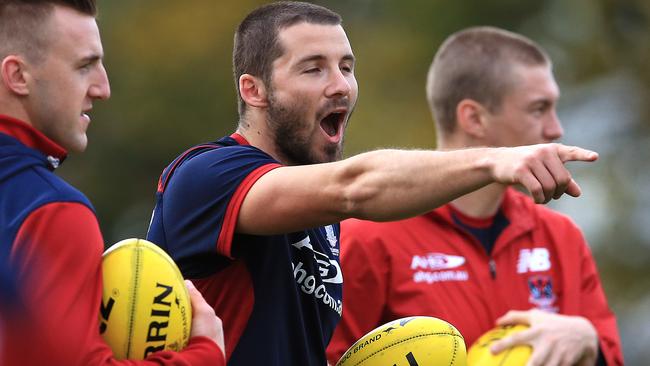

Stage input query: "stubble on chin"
[
  {"left": 266, "top": 91, "right": 348, "bottom": 165},
  {"left": 266, "top": 94, "right": 313, "bottom": 165}
]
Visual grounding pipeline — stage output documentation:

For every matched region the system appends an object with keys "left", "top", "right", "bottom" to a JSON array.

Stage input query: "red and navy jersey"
[
  {"left": 0, "top": 115, "right": 224, "bottom": 366},
  {"left": 327, "top": 188, "right": 623, "bottom": 366},
  {"left": 147, "top": 133, "right": 343, "bottom": 366},
  {"left": 0, "top": 116, "right": 92, "bottom": 245}
]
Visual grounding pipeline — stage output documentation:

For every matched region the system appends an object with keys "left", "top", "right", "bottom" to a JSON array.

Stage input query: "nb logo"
[{"left": 517, "top": 248, "right": 551, "bottom": 273}]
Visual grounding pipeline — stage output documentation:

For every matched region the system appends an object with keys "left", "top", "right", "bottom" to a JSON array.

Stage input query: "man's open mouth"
[{"left": 320, "top": 112, "right": 345, "bottom": 137}]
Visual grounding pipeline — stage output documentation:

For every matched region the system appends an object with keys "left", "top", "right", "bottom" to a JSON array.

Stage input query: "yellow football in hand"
[
  {"left": 336, "top": 316, "right": 466, "bottom": 366},
  {"left": 467, "top": 325, "right": 531, "bottom": 366},
  {"left": 99, "top": 238, "right": 191, "bottom": 359}
]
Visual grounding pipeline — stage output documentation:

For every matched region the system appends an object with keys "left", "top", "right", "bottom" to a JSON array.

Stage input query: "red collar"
[
  {"left": 426, "top": 188, "right": 536, "bottom": 255},
  {"left": 0, "top": 115, "right": 67, "bottom": 167},
  {"left": 230, "top": 132, "right": 250, "bottom": 145},
  {"left": 430, "top": 188, "right": 535, "bottom": 231},
  {"left": 448, "top": 204, "right": 496, "bottom": 228}
]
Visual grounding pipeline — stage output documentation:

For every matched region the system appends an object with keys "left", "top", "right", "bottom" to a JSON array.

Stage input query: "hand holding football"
[
  {"left": 336, "top": 316, "right": 466, "bottom": 366},
  {"left": 467, "top": 325, "right": 531, "bottom": 366},
  {"left": 99, "top": 238, "right": 191, "bottom": 360}
]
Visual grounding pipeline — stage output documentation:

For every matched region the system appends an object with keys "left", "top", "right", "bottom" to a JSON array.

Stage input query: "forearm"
[
  {"left": 237, "top": 143, "right": 595, "bottom": 235},
  {"left": 337, "top": 148, "right": 495, "bottom": 221},
  {"left": 238, "top": 147, "right": 494, "bottom": 234}
]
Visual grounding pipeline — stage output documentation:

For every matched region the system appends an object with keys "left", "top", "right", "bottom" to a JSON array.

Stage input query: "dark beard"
[{"left": 266, "top": 93, "right": 340, "bottom": 165}]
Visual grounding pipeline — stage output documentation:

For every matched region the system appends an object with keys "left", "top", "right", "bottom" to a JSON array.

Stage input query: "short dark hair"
[
  {"left": 233, "top": 1, "right": 342, "bottom": 117},
  {"left": 0, "top": 0, "right": 97, "bottom": 62},
  {"left": 426, "top": 26, "right": 551, "bottom": 136}
]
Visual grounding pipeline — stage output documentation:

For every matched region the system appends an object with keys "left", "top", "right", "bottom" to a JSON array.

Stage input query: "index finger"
[
  {"left": 557, "top": 145, "right": 599, "bottom": 163},
  {"left": 496, "top": 310, "right": 532, "bottom": 326},
  {"left": 490, "top": 328, "right": 534, "bottom": 354}
]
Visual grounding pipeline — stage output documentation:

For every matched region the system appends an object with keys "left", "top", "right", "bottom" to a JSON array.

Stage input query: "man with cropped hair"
[
  {"left": 328, "top": 26, "right": 623, "bottom": 366},
  {"left": 148, "top": 3, "right": 600, "bottom": 365}
]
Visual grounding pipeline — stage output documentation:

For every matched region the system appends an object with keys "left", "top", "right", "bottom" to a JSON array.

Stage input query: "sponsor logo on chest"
[
  {"left": 517, "top": 248, "right": 551, "bottom": 273},
  {"left": 410, "top": 253, "right": 469, "bottom": 284},
  {"left": 517, "top": 247, "right": 559, "bottom": 311},
  {"left": 291, "top": 232, "right": 342, "bottom": 316}
]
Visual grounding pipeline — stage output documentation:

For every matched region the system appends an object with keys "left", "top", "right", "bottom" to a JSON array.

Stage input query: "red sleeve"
[
  {"left": 8, "top": 202, "right": 225, "bottom": 366},
  {"left": 326, "top": 219, "right": 388, "bottom": 364},
  {"left": 216, "top": 163, "right": 281, "bottom": 258},
  {"left": 576, "top": 238, "right": 624, "bottom": 366}
]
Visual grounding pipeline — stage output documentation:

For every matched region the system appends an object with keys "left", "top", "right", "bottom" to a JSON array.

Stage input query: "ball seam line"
[
  {"left": 125, "top": 240, "right": 143, "bottom": 358},
  {"left": 147, "top": 241, "right": 191, "bottom": 348}
]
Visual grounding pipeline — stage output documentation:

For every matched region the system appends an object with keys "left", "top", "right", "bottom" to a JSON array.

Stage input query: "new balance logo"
[{"left": 517, "top": 248, "right": 551, "bottom": 273}]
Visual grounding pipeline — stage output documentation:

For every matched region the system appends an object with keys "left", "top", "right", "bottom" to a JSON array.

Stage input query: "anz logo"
[{"left": 411, "top": 253, "right": 465, "bottom": 270}]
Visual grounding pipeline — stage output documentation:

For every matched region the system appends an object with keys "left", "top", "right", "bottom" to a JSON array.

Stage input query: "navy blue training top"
[{"left": 147, "top": 133, "right": 343, "bottom": 366}]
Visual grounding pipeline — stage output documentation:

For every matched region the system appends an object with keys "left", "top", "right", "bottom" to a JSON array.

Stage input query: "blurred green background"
[{"left": 62, "top": 0, "right": 649, "bottom": 363}]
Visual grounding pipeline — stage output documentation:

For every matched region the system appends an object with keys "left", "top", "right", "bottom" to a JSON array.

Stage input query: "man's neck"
[
  {"left": 0, "top": 99, "right": 30, "bottom": 127},
  {"left": 437, "top": 139, "right": 507, "bottom": 217},
  {"left": 450, "top": 183, "right": 506, "bottom": 218},
  {"left": 236, "top": 115, "right": 287, "bottom": 164}
]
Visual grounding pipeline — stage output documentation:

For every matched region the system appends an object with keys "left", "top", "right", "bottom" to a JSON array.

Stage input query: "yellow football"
[
  {"left": 467, "top": 325, "right": 531, "bottom": 366},
  {"left": 336, "top": 316, "right": 466, "bottom": 366},
  {"left": 99, "top": 238, "right": 191, "bottom": 360}
]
